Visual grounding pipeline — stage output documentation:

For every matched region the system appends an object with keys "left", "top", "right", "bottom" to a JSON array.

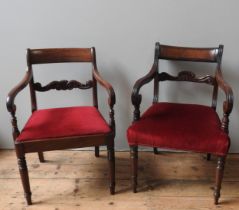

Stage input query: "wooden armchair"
[
  {"left": 127, "top": 43, "right": 233, "bottom": 204},
  {"left": 6, "top": 48, "right": 116, "bottom": 205}
]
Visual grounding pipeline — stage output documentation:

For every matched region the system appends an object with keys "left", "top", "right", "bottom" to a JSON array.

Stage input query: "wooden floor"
[{"left": 0, "top": 150, "right": 239, "bottom": 210}]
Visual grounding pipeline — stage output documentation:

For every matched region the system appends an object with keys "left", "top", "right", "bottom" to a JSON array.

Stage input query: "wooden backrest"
[
  {"left": 153, "top": 43, "right": 223, "bottom": 108},
  {"left": 26, "top": 47, "right": 98, "bottom": 112},
  {"left": 158, "top": 44, "right": 222, "bottom": 63},
  {"left": 27, "top": 48, "right": 94, "bottom": 65},
  {"left": 155, "top": 43, "right": 223, "bottom": 86}
]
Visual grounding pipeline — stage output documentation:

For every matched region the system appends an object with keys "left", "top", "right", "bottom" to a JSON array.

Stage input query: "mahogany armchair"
[
  {"left": 6, "top": 47, "right": 115, "bottom": 205},
  {"left": 127, "top": 43, "right": 233, "bottom": 204}
]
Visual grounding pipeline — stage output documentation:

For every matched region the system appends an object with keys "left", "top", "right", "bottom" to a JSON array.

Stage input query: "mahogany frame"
[
  {"left": 130, "top": 43, "right": 233, "bottom": 204},
  {"left": 6, "top": 47, "right": 116, "bottom": 205}
]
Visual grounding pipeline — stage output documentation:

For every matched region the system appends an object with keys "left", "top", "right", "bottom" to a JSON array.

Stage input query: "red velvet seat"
[
  {"left": 17, "top": 106, "right": 111, "bottom": 142},
  {"left": 127, "top": 103, "right": 229, "bottom": 156}
]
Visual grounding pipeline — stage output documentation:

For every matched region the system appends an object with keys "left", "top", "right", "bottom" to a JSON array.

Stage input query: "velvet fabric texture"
[
  {"left": 127, "top": 103, "right": 229, "bottom": 156},
  {"left": 17, "top": 106, "right": 111, "bottom": 142}
]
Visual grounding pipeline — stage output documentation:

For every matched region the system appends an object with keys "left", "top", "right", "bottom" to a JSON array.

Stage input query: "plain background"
[{"left": 0, "top": 0, "right": 238, "bottom": 152}]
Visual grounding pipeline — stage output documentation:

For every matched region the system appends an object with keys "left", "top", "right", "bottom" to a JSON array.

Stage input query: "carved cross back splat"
[{"left": 33, "top": 80, "right": 93, "bottom": 91}]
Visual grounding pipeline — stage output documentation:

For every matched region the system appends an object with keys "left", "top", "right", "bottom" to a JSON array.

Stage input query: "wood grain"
[{"left": 0, "top": 150, "right": 238, "bottom": 209}]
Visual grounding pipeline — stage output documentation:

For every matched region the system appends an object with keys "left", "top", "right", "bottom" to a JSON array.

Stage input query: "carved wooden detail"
[
  {"left": 10, "top": 111, "right": 20, "bottom": 140},
  {"left": 153, "top": 75, "right": 159, "bottom": 103},
  {"left": 130, "top": 146, "right": 138, "bottom": 193},
  {"left": 33, "top": 80, "right": 93, "bottom": 91},
  {"left": 18, "top": 157, "right": 28, "bottom": 171},
  {"left": 109, "top": 107, "right": 115, "bottom": 131},
  {"left": 221, "top": 113, "right": 229, "bottom": 134},
  {"left": 214, "top": 157, "right": 225, "bottom": 204},
  {"left": 157, "top": 71, "right": 215, "bottom": 85},
  {"left": 107, "top": 144, "right": 115, "bottom": 194},
  {"left": 132, "top": 94, "right": 142, "bottom": 121},
  {"left": 133, "top": 106, "right": 140, "bottom": 122},
  {"left": 107, "top": 145, "right": 115, "bottom": 161}
]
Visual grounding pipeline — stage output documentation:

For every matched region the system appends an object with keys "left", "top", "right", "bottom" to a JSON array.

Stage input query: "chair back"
[
  {"left": 26, "top": 47, "right": 98, "bottom": 111},
  {"left": 153, "top": 43, "right": 224, "bottom": 108}
]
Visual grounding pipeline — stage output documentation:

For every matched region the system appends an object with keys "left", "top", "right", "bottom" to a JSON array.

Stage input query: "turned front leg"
[
  {"left": 130, "top": 146, "right": 138, "bottom": 193},
  {"left": 17, "top": 156, "right": 32, "bottom": 205},
  {"left": 107, "top": 143, "right": 115, "bottom": 194},
  {"left": 214, "top": 156, "right": 225, "bottom": 205}
]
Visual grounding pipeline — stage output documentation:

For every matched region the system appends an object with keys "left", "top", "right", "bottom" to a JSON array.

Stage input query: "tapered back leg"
[{"left": 38, "top": 152, "right": 45, "bottom": 163}]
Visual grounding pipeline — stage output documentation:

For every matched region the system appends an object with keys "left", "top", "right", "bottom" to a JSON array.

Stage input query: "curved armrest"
[
  {"left": 131, "top": 63, "right": 157, "bottom": 106},
  {"left": 216, "top": 69, "right": 233, "bottom": 115},
  {"left": 93, "top": 69, "right": 115, "bottom": 108},
  {"left": 6, "top": 71, "right": 32, "bottom": 113}
]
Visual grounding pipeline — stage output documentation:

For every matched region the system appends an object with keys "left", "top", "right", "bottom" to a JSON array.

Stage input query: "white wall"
[{"left": 0, "top": 0, "right": 238, "bottom": 152}]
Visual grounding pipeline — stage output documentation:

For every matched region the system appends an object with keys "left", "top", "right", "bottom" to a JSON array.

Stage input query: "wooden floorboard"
[{"left": 0, "top": 150, "right": 238, "bottom": 210}]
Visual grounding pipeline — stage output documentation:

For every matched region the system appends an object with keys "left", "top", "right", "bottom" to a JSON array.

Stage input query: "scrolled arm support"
[
  {"left": 6, "top": 71, "right": 32, "bottom": 140},
  {"left": 131, "top": 64, "right": 157, "bottom": 121},
  {"left": 93, "top": 69, "right": 116, "bottom": 130},
  {"left": 215, "top": 70, "right": 234, "bottom": 133}
]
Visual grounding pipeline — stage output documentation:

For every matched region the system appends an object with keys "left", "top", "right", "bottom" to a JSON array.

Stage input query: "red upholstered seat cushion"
[
  {"left": 127, "top": 103, "right": 229, "bottom": 156},
  {"left": 17, "top": 106, "right": 111, "bottom": 142}
]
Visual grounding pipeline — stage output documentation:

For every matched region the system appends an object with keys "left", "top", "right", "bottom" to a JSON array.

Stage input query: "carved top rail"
[
  {"left": 33, "top": 80, "right": 93, "bottom": 91},
  {"left": 157, "top": 71, "right": 215, "bottom": 85},
  {"left": 159, "top": 45, "right": 219, "bottom": 62},
  {"left": 28, "top": 48, "right": 93, "bottom": 65}
]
